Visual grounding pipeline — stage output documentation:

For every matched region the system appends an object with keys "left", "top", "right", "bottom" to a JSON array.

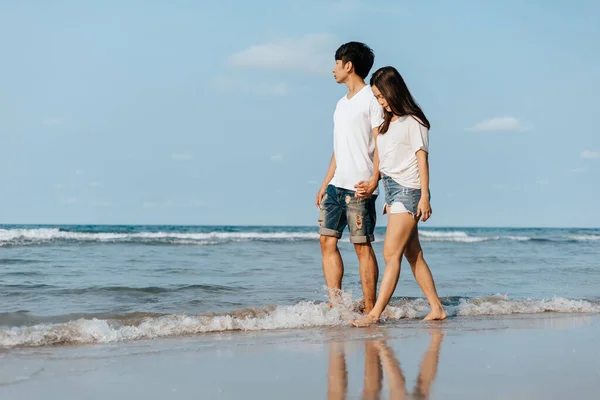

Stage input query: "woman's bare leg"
[
  {"left": 351, "top": 212, "right": 417, "bottom": 327},
  {"left": 376, "top": 340, "right": 406, "bottom": 400},
  {"left": 404, "top": 228, "right": 446, "bottom": 321},
  {"left": 413, "top": 329, "right": 444, "bottom": 397}
]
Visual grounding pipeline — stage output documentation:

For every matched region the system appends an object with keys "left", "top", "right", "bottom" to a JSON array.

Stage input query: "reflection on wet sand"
[{"left": 328, "top": 329, "right": 444, "bottom": 399}]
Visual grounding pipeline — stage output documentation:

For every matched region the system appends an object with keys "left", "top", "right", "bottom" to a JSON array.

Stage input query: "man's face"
[{"left": 332, "top": 60, "right": 350, "bottom": 83}]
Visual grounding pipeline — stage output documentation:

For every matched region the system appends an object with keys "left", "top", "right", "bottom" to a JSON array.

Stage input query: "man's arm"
[
  {"left": 316, "top": 153, "right": 336, "bottom": 208},
  {"left": 369, "top": 126, "right": 381, "bottom": 184},
  {"left": 355, "top": 127, "right": 380, "bottom": 198}
]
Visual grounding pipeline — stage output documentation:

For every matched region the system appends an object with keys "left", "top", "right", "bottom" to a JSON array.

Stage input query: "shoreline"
[{"left": 1, "top": 313, "right": 599, "bottom": 399}]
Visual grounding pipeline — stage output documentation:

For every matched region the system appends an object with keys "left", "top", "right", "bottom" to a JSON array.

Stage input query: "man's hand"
[
  {"left": 416, "top": 197, "right": 432, "bottom": 222},
  {"left": 354, "top": 178, "right": 378, "bottom": 199},
  {"left": 316, "top": 186, "right": 327, "bottom": 209}
]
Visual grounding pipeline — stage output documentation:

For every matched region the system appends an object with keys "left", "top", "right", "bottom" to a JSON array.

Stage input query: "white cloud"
[
  {"left": 264, "top": 83, "right": 288, "bottom": 96},
  {"left": 75, "top": 169, "right": 84, "bottom": 176},
  {"left": 89, "top": 200, "right": 114, "bottom": 208},
  {"left": 142, "top": 200, "right": 173, "bottom": 209},
  {"left": 581, "top": 150, "right": 600, "bottom": 159},
  {"left": 64, "top": 197, "right": 78, "bottom": 205},
  {"left": 270, "top": 154, "right": 283, "bottom": 162},
  {"left": 191, "top": 200, "right": 204, "bottom": 208},
  {"left": 53, "top": 183, "right": 66, "bottom": 190},
  {"left": 172, "top": 153, "right": 193, "bottom": 161},
  {"left": 572, "top": 168, "right": 586, "bottom": 173},
  {"left": 42, "top": 118, "right": 62, "bottom": 126},
  {"left": 212, "top": 76, "right": 288, "bottom": 96},
  {"left": 142, "top": 199, "right": 204, "bottom": 209},
  {"left": 467, "top": 116, "right": 531, "bottom": 132},
  {"left": 332, "top": 0, "right": 361, "bottom": 12},
  {"left": 88, "top": 181, "right": 102, "bottom": 187},
  {"left": 492, "top": 183, "right": 521, "bottom": 191},
  {"left": 536, "top": 179, "right": 550, "bottom": 185},
  {"left": 331, "top": 0, "right": 405, "bottom": 14},
  {"left": 227, "top": 34, "right": 336, "bottom": 74}
]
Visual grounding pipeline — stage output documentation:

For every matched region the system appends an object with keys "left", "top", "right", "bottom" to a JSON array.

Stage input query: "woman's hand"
[{"left": 416, "top": 197, "right": 432, "bottom": 222}]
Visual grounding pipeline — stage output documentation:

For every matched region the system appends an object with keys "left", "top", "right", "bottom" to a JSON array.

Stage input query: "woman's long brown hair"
[{"left": 370, "top": 66, "right": 430, "bottom": 134}]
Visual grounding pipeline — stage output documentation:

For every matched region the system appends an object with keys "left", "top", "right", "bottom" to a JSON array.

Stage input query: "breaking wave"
[
  {"left": 2, "top": 227, "right": 598, "bottom": 247},
  {"left": 1, "top": 295, "right": 598, "bottom": 348}
]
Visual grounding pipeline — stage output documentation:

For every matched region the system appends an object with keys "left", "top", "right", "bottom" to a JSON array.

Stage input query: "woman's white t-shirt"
[{"left": 377, "top": 115, "right": 429, "bottom": 189}]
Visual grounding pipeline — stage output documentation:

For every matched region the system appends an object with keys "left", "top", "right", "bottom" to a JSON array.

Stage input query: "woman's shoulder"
[
  {"left": 402, "top": 115, "right": 428, "bottom": 132},
  {"left": 406, "top": 114, "right": 424, "bottom": 126}
]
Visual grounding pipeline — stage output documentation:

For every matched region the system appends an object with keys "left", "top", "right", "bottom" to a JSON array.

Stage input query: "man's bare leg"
[
  {"left": 404, "top": 229, "right": 446, "bottom": 321},
  {"left": 354, "top": 243, "right": 379, "bottom": 314},
  {"left": 362, "top": 340, "right": 383, "bottom": 400},
  {"left": 321, "top": 235, "right": 344, "bottom": 307},
  {"left": 327, "top": 342, "right": 348, "bottom": 400}
]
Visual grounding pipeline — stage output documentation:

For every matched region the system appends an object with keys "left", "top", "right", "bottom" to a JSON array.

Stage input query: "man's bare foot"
[
  {"left": 350, "top": 314, "right": 379, "bottom": 327},
  {"left": 423, "top": 306, "right": 447, "bottom": 321}
]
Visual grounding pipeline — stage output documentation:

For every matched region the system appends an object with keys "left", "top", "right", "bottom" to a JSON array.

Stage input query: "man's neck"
[{"left": 345, "top": 75, "right": 367, "bottom": 98}]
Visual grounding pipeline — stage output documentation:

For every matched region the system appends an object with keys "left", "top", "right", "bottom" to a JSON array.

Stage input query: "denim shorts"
[
  {"left": 382, "top": 175, "right": 426, "bottom": 216},
  {"left": 318, "top": 185, "right": 377, "bottom": 243}
]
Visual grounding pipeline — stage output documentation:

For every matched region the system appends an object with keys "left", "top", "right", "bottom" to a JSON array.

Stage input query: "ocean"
[{"left": 1, "top": 224, "right": 599, "bottom": 348}]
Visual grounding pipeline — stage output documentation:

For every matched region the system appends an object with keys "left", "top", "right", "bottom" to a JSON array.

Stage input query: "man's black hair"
[{"left": 335, "top": 42, "right": 375, "bottom": 80}]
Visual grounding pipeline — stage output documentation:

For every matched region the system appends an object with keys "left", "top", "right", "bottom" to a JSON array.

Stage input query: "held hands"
[
  {"left": 416, "top": 197, "right": 432, "bottom": 222},
  {"left": 354, "top": 178, "right": 378, "bottom": 199}
]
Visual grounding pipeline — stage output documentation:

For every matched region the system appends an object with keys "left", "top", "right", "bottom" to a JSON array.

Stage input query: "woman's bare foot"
[
  {"left": 350, "top": 314, "right": 379, "bottom": 327},
  {"left": 423, "top": 306, "right": 447, "bottom": 321}
]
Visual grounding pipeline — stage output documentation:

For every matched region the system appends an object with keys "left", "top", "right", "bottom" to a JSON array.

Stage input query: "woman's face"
[{"left": 372, "top": 85, "right": 391, "bottom": 112}]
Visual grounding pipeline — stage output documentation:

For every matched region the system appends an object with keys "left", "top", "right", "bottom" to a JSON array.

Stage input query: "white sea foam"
[
  {"left": 568, "top": 235, "right": 600, "bottom": 241},
  {"left": 0, "top": 228, "right": 500, "bottom": 246},
  {"left": 2, "top": 296, "right": 598, "bottom": 348},
  {"left": 418, "top": 230, "right": 495, "bottom": 243},
  {"left": 504, "top": 236, "right": 532, "bottom": 241},
  {"left": 0, "top": 228, "right": 319, "bottom": 246},
  {"left": 0, "top": 228, "right": 597, "bottom": 246}
]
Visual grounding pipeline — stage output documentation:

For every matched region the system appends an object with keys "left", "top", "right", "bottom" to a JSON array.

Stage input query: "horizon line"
[{"left": 1, "top": 223, "right": 599, "bottom": 230}]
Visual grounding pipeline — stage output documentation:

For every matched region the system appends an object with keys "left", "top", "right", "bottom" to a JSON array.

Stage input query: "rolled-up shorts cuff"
[
  {"left": 383, "top": 202, "right": 415, "bottom": 216},
  {"left": 350, "top": 234, "right": 375, "bottom": 244},
  {"left": 319, "top": 227, "right": 342, "bottom": 239}
]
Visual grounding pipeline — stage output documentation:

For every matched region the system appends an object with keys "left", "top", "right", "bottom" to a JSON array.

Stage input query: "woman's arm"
[{"left": 416, "top": 150, "right": 432, "bottom": 222}]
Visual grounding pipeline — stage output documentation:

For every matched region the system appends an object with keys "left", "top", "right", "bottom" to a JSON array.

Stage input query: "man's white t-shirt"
[
  {"left": 377, "top": 115, "right": 429, "bottom": 189},
  {"left": 330, "top": 85, "right": 384, "bottom": 194}
]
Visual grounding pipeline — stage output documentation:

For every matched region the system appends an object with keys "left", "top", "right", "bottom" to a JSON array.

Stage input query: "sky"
[{"left": 1, "top": 0, "right": 599, "bottom": 227}]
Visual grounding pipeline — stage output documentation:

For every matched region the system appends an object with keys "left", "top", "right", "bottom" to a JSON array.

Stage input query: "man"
[{"left": 316, "top": 41, "right": 383, "bottom": 313}]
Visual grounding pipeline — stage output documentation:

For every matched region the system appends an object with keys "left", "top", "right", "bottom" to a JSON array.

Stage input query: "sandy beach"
[{"left": 1, "top": 313, "right": 599, "bottom": 399}]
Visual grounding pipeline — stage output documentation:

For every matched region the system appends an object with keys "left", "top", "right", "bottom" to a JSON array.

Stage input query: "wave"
[
  {"left": 0, "top": 228, "right": 319, "bottom": 247},
  {"left": 1, "top": 228, "right": 598, "bottom": 247},
  {"left": 418, "top": 231, "right": 494, "bottom": 243},
  {"left": 567, "top": 235, "right": 600, "bottom": 241},
  {"left": 1, "top": 295, "right": 598, "bottom": 348}
]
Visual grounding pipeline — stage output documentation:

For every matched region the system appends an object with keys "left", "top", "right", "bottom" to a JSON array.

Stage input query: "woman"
[{"left": 351, "top": 66, "right": 446, "bottom": 327}]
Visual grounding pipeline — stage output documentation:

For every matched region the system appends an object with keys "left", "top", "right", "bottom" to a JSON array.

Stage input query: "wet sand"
[{"left": 1, "top": 313, "right": 599, "bottom": 399}]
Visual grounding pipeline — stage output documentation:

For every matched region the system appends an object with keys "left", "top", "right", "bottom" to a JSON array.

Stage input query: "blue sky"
[{"left": 1, "top": 0, "right": 599, "bottom": 227}]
